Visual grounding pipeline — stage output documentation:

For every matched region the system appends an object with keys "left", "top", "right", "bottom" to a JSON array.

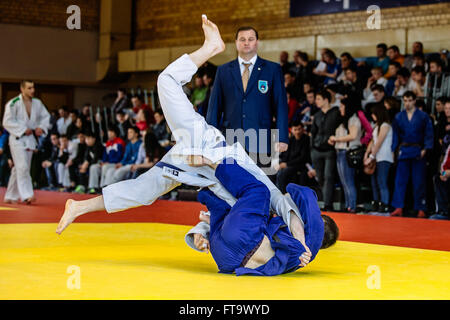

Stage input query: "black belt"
[{"left": 240, "top": 238, "right": 264, "bottom": 268}]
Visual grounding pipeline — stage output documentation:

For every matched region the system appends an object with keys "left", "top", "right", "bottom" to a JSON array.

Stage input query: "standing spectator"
[
  {"left": 404, "top": 42, "right": 424, "bottom": 71},
  {"left": 207, "top": 26, "right": 288, "bottom": 168},
  {"left": 364, "top": 104, "right": 394, "bottom": 213},
  {"left": 276, "top": 120, "right": 311, "bottom": 193},
  {"left": 384, "top": 96, "right": 401, "bottom": 123},
  {"left": 56, "top": 106, "right": 72, "bottom": 135},
  {"left": 279, "top": 51, "right": 294, "bottom": 75},
  {"left": 390, "top": 91, "right": 434, "bottom": 218},
  {"left": 431, "top": 144, "right": 450, "bottom": 220},
  {"left": 87, "top": 126, "right": 125, "bottom": 193},
  {"left": 329, "top": 98, "right": 362, "bottom": 213},
  {"left": 75, "top": 131, "right": 103, "bottom": 194},
  {"left": 111, "top": 88, "right": 131, "bottom": 115},
  {"left": 309, "top": 90, "right": 342, "bottom": 211},
  {"left": 358, "top": 43, "right": 390, "bottom": 75},
  {"left": 2, "top": 80, "right": 51, "bottom": 204},
  {"left": 104, "top": 126, "right": 142, "bottom": 185}
]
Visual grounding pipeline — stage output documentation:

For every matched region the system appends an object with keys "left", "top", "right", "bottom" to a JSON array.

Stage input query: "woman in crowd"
[
  {"left": 364, "top": 104, "right": 394, "bottom": 213},
  {"left": 328, "top": 97, "right": 362, "bottom": 213},
  {"left": 130, "top": 127, "right": 165, "bottom": 179}
]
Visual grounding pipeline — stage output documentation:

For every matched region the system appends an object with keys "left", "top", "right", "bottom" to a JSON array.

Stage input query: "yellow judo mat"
[{"left": 0, "top": 222, "right": 449, "bottom": 300}]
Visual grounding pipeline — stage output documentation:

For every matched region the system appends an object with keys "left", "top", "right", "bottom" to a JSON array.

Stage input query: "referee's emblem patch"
[{"left": 258, "top": 80, "right": 268, "bottom": 94}]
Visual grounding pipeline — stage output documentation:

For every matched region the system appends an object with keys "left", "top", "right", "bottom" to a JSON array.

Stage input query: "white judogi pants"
[
  {"left": 4, "top": 137, "right": 34, "bottom": 201},
  {"left": 102, "top": 54, "right": 302, "bottom": 231}
]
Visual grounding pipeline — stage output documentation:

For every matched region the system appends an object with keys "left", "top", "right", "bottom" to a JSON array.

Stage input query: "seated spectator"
[
  {"left": 74, "top": 131, "right": 104, "bottom": 194},
  {"left": 337, "top": 52, "right": 357, "bottom": 82},
  {"left": 393, "top": 68, "right": 415, "bottom": 97},
  {"left": 130, "top": 128, "right": 165, "bottom": 179},
  {"left": 381, "top": 98, "right": 399, "bottom": 124},
  {"left": 410, "top": 66, "right": 426, "bottom": 98},
  {"left": 111, "top": 88, "right": 131, "bottom": 115},
  {"left": 364, "top": 104, "right": 394, "bottom": 213},
  {"left": 104, "top": 126, "right": 142, "bottom": 186},
  {"left": 293, "top": 51, "right": 314, "bottom": 95},
  {"left": 190, "top": 74, "right": 208, "bottom": 109},
  {"left": 286, "top": 87, "right": 299, "bottom": 124},
  {"left": 152, "top": 109, "right": 171, "bottom": 149},
  {"left": 41, "top": 132, "right": 60, "bottom": 190},
  {"left": 69, "top": 131, "right": 87, "bottom": 192},
  {"left": 66, "top": 110, "right": 80, "bottom": 140},
  {"left": 404, "top": 41, "right": 424, "bottom": 71},
  {"left": 309, "top": 89, "right": 342, "bottom": 211},
  {"left": 56, "top": 106, "right": 72, "bottom": 135},
  {"left": 363, "top": 81, "right": 386, "bottom": 110},
  {"left": 80, "top": 103, "right": 93, "bottom": 124},
  {"left": 385, "top": 61, "right": 401, "bottom": 96},
  {"left": 56, "top": 134, "right": 78, "bottom": 191},
  {"left": 440, "top": 49, "right": 450, "bottom": 72},
  {"left": 358, "top": 43, "right": 390, "bottom": 75},
  {"left": 88, "top": 126, "right": 125, "bottom": 193},
  {"left": 276, "top": 120, "right": 311, "bottom": 193},
  {"left": 279, "top": 51, "right": 294, "bottom": 75},
  {"left": 0, "top": 127, "right": 9, "bottom": 187},
  {"left": 116, "top": 110, "right": 132, "bottom": 141},
  {"left": 412, "top": 52, "right": 428, "bottom": 72},
  {"left": 131, "top": 95, "right": 154, "bottom": 123},
  {"left": 390, "top": 91, "right": 434, "bottom": 218},
  {"left": 314, "top": 49, "right": 339, "bottom": 85},
  {"left": 135, "top": 108, "right": 153, "bottom": 132},
  {"left": 329, "top": 97, "right": 362, "bottom": 213},
  {"left": 341, "top": 65, "right": 364, "bottom": 102},
  {"left": 387, "top": 45, "right": 405, "bottom": 68},
  {"left": 435, "top": 96, "right": 448, "bottom": 124},
  {"left": 196, "top": 71, "right": 214, "bottom": 117},
  {"left": 285, "top": 71, "right": 301, "bottom": 101},
  {"left": 291, "top": 90, "right": 318, "bottom": 128}
]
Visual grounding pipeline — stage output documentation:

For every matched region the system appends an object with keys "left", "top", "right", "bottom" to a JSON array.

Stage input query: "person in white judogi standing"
[{"left": 2, "top": 80, "right": 51, "bottom": 204}]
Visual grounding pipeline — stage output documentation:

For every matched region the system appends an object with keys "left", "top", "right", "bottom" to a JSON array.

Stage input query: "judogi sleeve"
[{"left": 2, "top": 99, "right": 27, "bottom": 138}]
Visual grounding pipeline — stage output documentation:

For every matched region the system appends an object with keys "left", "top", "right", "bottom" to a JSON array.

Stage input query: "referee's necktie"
[{"left": 242, "top": 62, "right": 251, "bottom": 92}]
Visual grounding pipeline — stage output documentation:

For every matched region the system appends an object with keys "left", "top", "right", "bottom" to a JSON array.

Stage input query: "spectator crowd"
[{"left": 0, "top": 41, "right": 449, "bottom": 220}]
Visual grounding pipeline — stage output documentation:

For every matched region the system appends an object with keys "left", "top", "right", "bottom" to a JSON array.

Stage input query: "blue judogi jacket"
[
  {"left": 391, "top": 109, "right": 434, "bottom": 160},
  {"left": 198, "top": 160, "right": 324, "bottom": 276}
]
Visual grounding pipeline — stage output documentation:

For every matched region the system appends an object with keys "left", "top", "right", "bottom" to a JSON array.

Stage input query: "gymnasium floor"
[{"left": 0, "top": 188, "right": 449, "bottom": 300}]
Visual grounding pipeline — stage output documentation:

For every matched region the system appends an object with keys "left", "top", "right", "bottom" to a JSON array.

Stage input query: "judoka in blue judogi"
[{"left": 390, "top": 91, "right": 434, "bottom": 217}]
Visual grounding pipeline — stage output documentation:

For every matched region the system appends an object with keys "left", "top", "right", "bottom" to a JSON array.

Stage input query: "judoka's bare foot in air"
[
  {"left": 189, "top": 15, "right": 225, "bottom": 68},
  {"left": 56, "top": 196, "right": 105, "bottom": 235}
]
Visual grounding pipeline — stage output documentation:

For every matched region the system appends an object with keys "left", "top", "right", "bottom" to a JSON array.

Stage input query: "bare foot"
[
  {"left": 4, "top": 199, "right": 17, "bottom": 204},
  {"left": 56, "top": 199, "right": 79, "bottom": 235},
  {"left": 201, "top": 15, "right": 225, "bottom": 56}
]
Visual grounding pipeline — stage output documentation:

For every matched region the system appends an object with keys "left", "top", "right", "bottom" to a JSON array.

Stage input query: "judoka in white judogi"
[
  {"left": 101, "top": 54, "right": 304, "bottom": 250},
  {"left": 2, "top": 93, "right": 51, "bottom": 202}
]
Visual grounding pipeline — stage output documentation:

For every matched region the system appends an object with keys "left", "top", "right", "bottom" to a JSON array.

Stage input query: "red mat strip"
[{"left": 0, "top": 189, "right": 449, "bottom": 251}]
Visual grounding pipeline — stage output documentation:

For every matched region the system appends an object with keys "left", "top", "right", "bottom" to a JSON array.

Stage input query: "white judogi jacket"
[{"left": 2, "top": 95, "right": 51, "bottom": 150}]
